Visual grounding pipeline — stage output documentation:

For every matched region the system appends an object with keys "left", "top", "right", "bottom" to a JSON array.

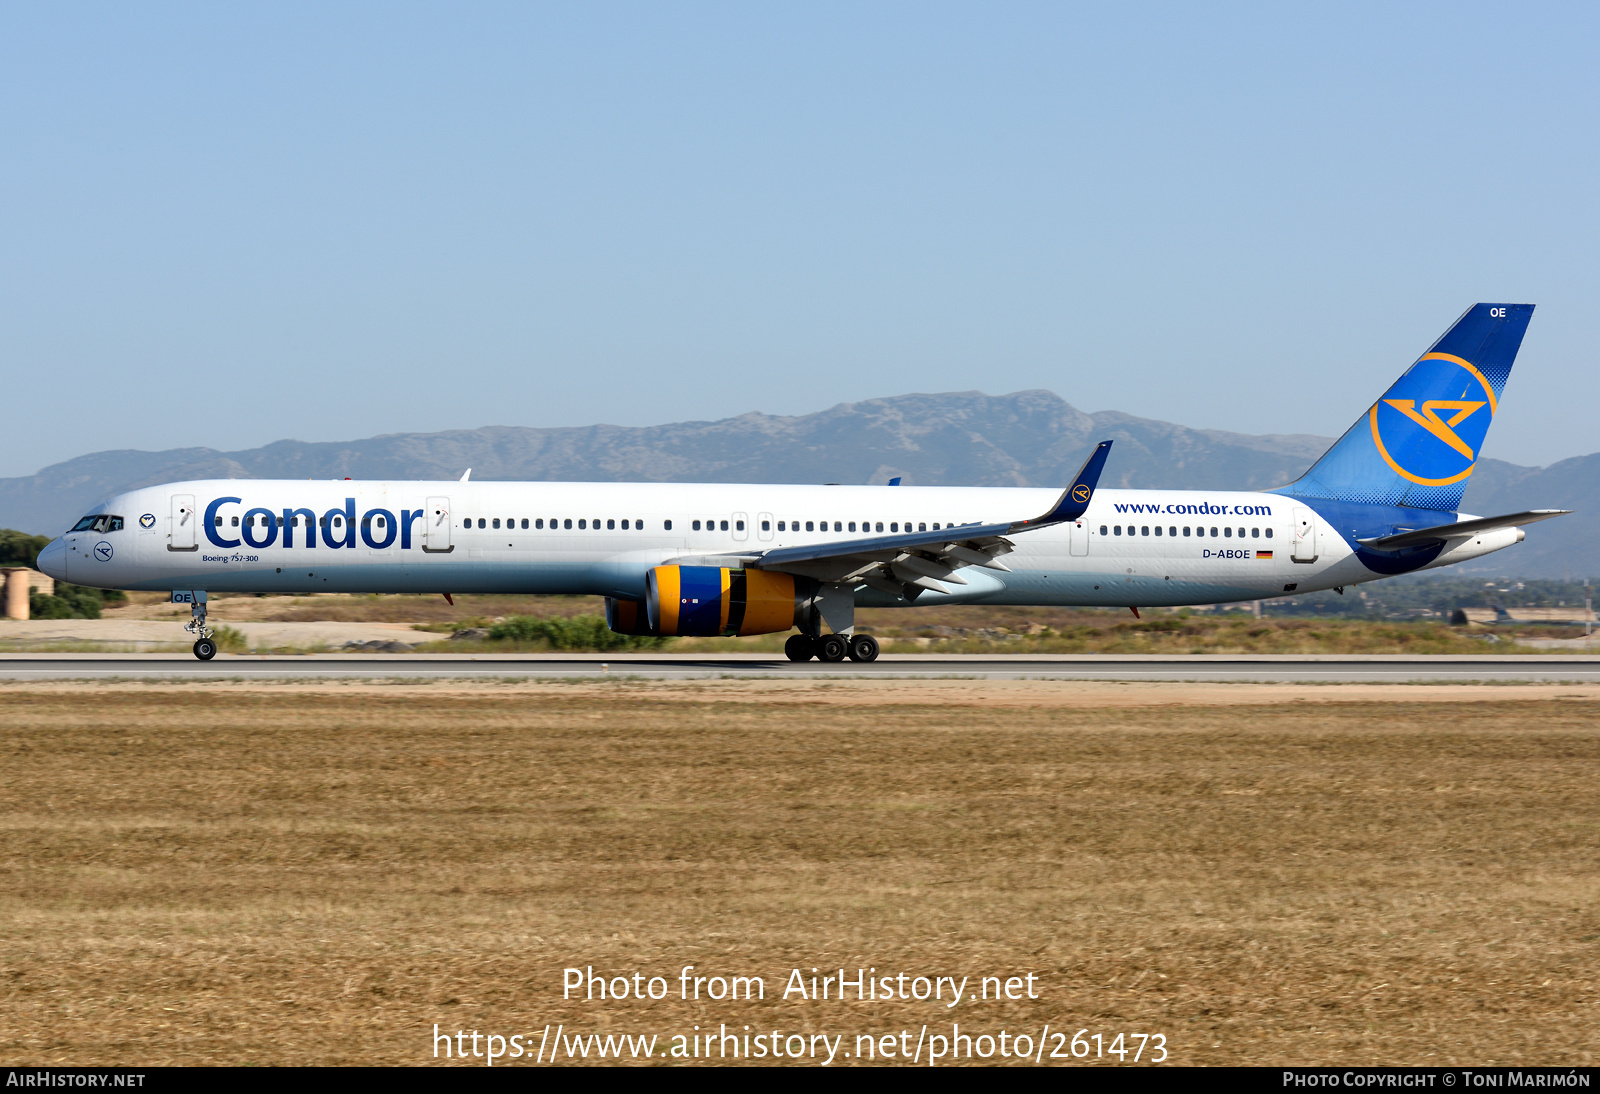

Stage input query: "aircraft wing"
[
  {"left": 748, "top": 441, "right": 1113, "bottom": 594},
  {"left": 1356, "top": 509, "right": 1571, "bottom": 551}
]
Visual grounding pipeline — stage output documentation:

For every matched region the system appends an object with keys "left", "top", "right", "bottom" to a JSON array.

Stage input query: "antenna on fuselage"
[{"left": 459, "top": 468, "right": 472, "bottom": 482}]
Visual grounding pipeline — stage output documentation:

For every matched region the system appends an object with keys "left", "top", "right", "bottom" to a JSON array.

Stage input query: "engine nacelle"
[
  {"left": 644, "top": 566, "right": 803, "bottom": 637},
  {"left": 604, "top": 597, "right": 656, "bottom": 636}
]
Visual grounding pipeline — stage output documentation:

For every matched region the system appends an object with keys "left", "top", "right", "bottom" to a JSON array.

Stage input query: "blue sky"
[{"left": 3, "top": 3, "right": 1597, "bottom": 478}]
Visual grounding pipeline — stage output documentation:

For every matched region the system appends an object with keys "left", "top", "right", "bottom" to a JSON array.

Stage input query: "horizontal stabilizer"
[{"left": 1356, "top": 509, "right": 1570, "bottom": 551}]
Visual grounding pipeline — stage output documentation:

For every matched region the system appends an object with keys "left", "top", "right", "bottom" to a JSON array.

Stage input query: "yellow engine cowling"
[{"left": 642, "top": 566, "right": 802, "bottom": 637}]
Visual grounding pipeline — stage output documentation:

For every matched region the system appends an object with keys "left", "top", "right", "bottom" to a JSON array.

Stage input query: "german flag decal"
[{"left": 1256, "top": 550, "right": 1274, "bottom": 560}]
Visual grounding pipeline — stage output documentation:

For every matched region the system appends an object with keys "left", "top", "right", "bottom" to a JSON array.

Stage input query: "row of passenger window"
[
  {"left": 463, "top": 518, "right": 644, "bottom": 530},
  {"left": 455, "top": 517, "right": 960, "bottom": 534},
  {"left": 775, "top": 520, "right": 950, "bottom": 533},
  {"left": 1103, "top": 524, "right": 1273, "bottom": 539},
  {"left": 220, "top": 513, "right": 1270, "bottom": 541}
]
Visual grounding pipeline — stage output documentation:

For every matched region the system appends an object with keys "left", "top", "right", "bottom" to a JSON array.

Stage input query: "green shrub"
[
  {"left": 29, "top": 583, "right": 105, "bottom": 619},
  {"left": 29, "top": 594, "right": 78, "bottom": 620},
  {"left": 0, "top": 529, "right": 50, "bottom": 568},
  {"left": 212, "top": 626, "right": 249, "bottom": 653},
  {"left": 487, "top": 614, "right": 668, "bottom": 651}
]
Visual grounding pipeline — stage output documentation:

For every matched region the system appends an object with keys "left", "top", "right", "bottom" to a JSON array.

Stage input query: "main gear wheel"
[
  {"left": 847, "top": 634, "right": 879, "bottom": 662},
  {"left": 784, "top": 634, "right": 817, "bottom": 661},
  {"left": 816, "top": 634, "right": 849, "bottom": 662}
]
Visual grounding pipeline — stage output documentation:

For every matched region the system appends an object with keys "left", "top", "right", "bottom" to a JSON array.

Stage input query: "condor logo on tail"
[
  {"left": 1369, "top": 352, "right": 1497, "bottom": 487},
  {"left": 1381, "top": 397, "right": 1486, "bottom": 459}
]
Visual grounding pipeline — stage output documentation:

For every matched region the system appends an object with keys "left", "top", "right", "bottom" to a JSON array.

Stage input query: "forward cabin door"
[
  {"left": 423, "top": 496, "right": 453, "bottom": 553},
  {"left": 1069, "top": 519, "right": 1089, "bottom": 557},
  {"left": 1291, "top": 507, "right": 1318, "bottom": 562},
  {"left": 170, "top": 494, "right": 197, "bottom": 551}
]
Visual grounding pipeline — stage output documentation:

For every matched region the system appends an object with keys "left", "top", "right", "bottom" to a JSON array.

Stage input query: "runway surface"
[{"left": 3, "top": 653, "right": 1599, "bottom": 682}]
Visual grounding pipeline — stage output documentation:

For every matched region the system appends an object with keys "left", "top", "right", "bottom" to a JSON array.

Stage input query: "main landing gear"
[
  {"left": 785, "top": 581, "right": 877, "bottom": 662},
  {"left": 785, "top": 633, "right": 879, "bottom": 663}
]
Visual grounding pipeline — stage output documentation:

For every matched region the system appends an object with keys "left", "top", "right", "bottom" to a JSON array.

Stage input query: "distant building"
[{"left": 1, "top": 568, "right": 52, "bottom": 619}]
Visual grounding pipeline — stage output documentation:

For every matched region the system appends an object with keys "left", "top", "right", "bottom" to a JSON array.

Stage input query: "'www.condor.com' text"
[{"left": 431, "top": 1023, "right": 1168, "bottom": 1065}]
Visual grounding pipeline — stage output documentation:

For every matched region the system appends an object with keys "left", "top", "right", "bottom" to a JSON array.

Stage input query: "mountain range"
[{"left": 2, "top": 390, "right": 1592, "bottom": 578}]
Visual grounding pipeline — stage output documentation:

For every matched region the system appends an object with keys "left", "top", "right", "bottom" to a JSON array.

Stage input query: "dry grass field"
[{"left": 0, "top": 679, "right": 1596, "bottom": 1067}]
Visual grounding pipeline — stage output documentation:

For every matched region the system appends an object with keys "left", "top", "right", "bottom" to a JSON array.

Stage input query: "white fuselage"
[{"left": 46, "top": 479, "right": 1520, "bottom": 609}]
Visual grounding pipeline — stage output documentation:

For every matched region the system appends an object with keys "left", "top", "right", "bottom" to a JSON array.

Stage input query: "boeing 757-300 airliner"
[{"left": 36, "top": 304, "right": 1569, "bottom": 661}]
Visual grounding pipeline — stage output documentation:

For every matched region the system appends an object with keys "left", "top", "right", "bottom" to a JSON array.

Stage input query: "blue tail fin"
[{"left": 1272, "top": 304, "right": 1534, "bottom": 512}]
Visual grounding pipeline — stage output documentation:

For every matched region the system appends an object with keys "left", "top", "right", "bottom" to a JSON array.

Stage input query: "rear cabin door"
[
  {"left": 1291, "top": 507, "right": 1318, "bottom": 562},
  {"left": 424, "top": 496, "right": 453, "bottom": 553},
  {"left": 170, "top": 494, "right": 197, "bottom": 551},
  {"left": 1069, "top": 519, "right": 1089, "bottom": 557}
]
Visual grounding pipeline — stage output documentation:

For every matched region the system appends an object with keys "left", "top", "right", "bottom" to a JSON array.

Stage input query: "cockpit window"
[{"left": 69, "top": 515, "right": 123, "bottom": 533}]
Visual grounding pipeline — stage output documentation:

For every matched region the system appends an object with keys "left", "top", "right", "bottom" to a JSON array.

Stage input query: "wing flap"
[{"left": 755, "top": 520, "right": 1017, "bottom": 570}]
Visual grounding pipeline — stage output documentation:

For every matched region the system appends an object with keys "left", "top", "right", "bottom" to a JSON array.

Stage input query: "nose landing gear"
[{"left": 182, "top": 595, "right": 216, "bottom": 660}]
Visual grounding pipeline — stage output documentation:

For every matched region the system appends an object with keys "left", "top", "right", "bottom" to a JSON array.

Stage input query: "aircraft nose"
[{"left": 35, "top": 538, "right": 67, "bottom": 582}]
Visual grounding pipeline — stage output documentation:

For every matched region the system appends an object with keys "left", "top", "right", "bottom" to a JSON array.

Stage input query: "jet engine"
[
  {"left": 631, "top": 566, "right": 803, "bottom": 637},
  {"left": 604, "top": 597, "right": 656, "bottom": 636}
]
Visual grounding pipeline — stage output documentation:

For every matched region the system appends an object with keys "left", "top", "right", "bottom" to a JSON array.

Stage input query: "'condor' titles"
[{"left": 203, "top": 497, "right": 424, "bottom": 551}]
